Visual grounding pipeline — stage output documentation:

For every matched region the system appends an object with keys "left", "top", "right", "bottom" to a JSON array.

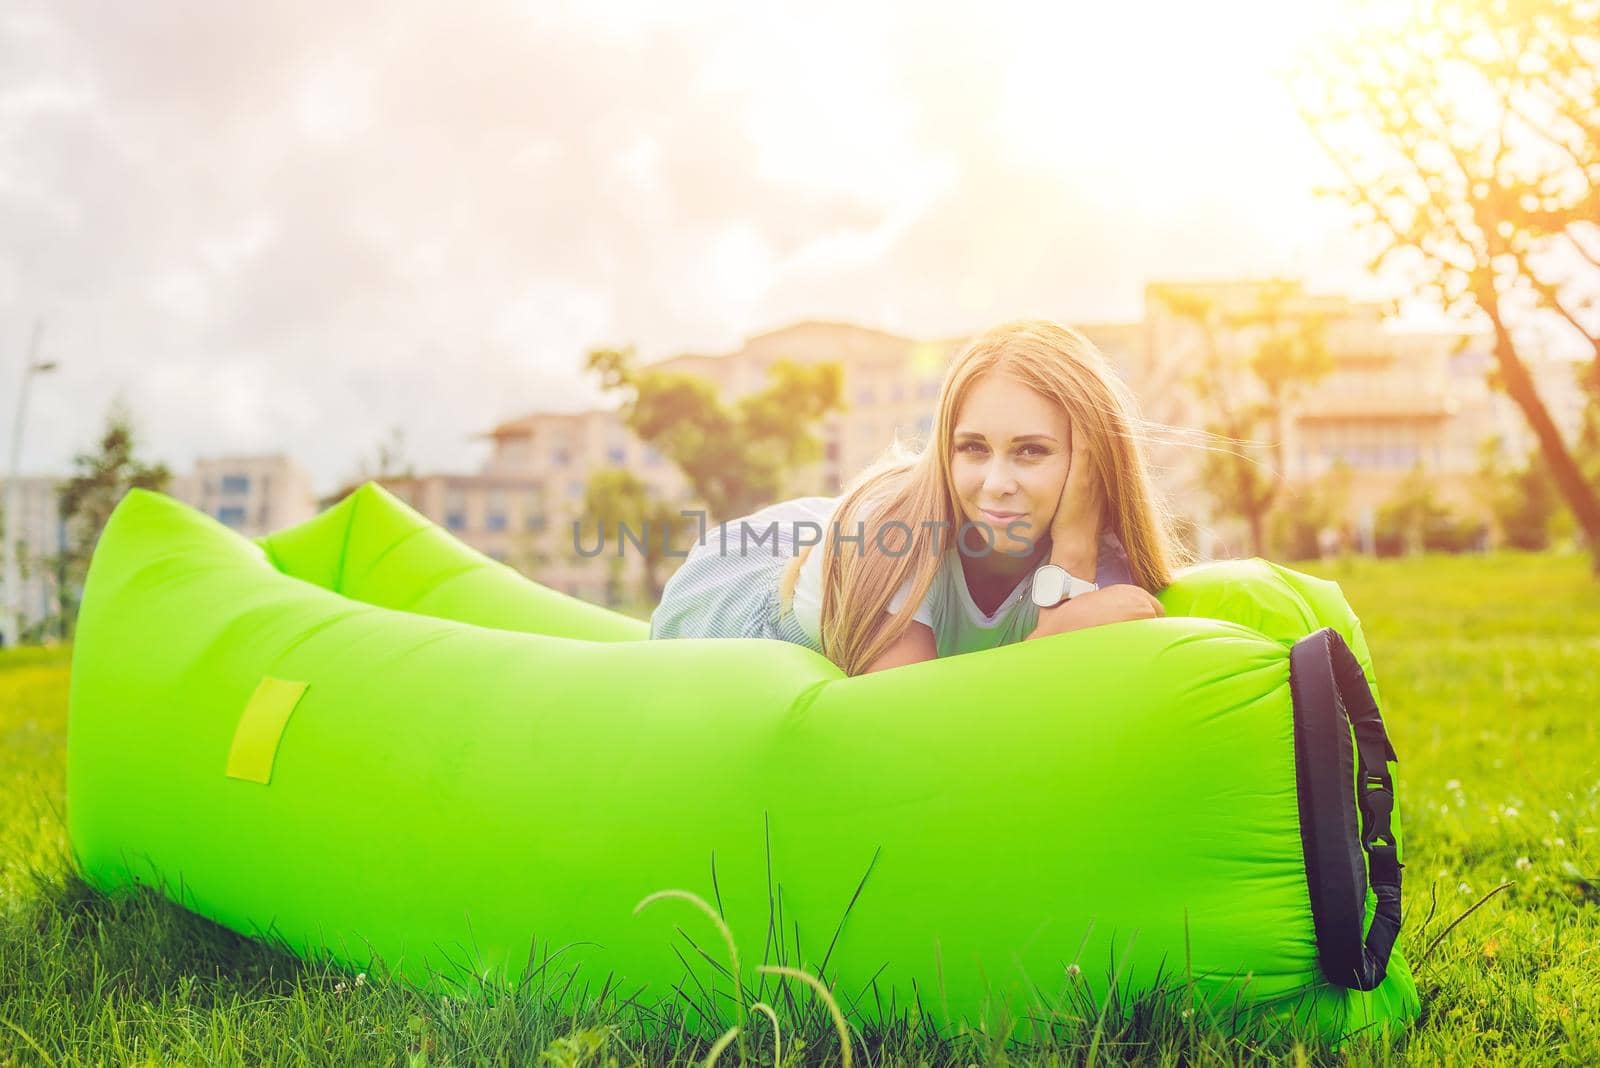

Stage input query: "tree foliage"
[
  {"left": 1154, "top": 281, "right": 1333, "bottom": 557},
  {"left": 1299, "top": 0, "right": 1600, "bottom": 568},
  {"left": 1476, "top": 436, "right": 1562, "bottom": 549},
  {"left": 47, "top": 401, "right": 171, "bottom": 639},
  {"left": 1377, "top": 461, "right": 1487, "bottom": 555},
  {"left": 1273, "top": 461, "right": 1355, "bottom": 560},
  {"left": 576, "top": 467, "right": 694, "bottom": 605},
  {"left": 586, "top": 346, "right": 844, "bottom": 523}
]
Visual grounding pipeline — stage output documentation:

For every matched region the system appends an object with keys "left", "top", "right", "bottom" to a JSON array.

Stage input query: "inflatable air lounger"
[{"left": 66, "top": 484, "right": 1417, "bottom": 1044}]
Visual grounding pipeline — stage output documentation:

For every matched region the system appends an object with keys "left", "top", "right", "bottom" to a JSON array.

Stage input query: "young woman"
[{"left": 648, "top": 319, "right": 1186, "bottom": 675}]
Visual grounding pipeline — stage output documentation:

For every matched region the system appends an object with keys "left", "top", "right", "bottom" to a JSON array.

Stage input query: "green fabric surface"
[{"left": 66, "top": 482, "right": 1419, "bottom": 1043}]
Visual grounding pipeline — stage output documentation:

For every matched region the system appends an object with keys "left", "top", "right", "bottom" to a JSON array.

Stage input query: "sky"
[{"left": 1, "top": 0, "right": 1394, "bottom": 495}]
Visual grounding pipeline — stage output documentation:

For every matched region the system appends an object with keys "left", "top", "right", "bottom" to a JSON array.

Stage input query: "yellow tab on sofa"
[{"left": 226, "top": 677, "right": 308, "bottom": 784}]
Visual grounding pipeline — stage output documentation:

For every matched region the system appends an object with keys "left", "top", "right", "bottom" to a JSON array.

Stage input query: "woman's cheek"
[{"left": 1039, "top": 461, "right": 1071, "bottom": 501}]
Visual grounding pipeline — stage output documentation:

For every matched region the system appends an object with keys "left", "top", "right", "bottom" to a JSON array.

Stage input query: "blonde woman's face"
[{"left": 949, "top": 373, "right": 1072, "bottom": 557}]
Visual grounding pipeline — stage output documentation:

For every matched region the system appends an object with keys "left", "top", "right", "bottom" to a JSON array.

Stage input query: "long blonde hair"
[{"left": 814, "top": 319, "right": 1187, "bottom": 675}]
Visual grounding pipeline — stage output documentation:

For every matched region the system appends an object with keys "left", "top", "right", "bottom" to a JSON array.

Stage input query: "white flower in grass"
[
  {"left": 1515, "top": 857, "right": 1532, "bottom": 871},
  {"left": 1458, "top": 882, "right": 1473, "bottom": 895},
  {"left": 1065, "top": 963, "right": 1081, "bottom": 978},
  {"left": 355, "top": 973, "right": 366, "bottom": 987},
  {"left": 334, "top": 981, "right": 347, "bottom": 993},
  {"left": 1444, "top": 779, "right": 1461, "bottom": 791}
]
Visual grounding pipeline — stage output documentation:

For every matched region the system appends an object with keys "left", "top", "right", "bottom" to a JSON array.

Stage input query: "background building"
[
  {"left": 0, "top": 474, "right": 71, "bottom": 643},
  {"left": 168, "top": 455, "right": 318, "bottom": 539}
]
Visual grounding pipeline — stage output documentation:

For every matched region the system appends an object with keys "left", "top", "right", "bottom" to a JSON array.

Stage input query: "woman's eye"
[
  {"left": 956, "top": 441, "right": 987, "bottom": 454},
  {"left": 1018, "top": 445, "right": 1047, "bottom": 458}
]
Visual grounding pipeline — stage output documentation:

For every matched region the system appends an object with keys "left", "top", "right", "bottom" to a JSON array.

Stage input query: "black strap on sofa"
[{"left": 1289, "top": 626, "right": 1402, "bottom": 991}]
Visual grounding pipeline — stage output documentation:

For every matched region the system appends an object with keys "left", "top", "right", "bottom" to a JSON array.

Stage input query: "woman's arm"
[
  {"left": 862, "top": 620, "right": 937, "bottom": 673},
  {"left": 1027, "top": 583, "right": 1163, "bottom": 640}
]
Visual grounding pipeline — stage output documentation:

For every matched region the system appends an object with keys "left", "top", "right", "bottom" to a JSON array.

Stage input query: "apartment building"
[
  {"left": 168, "top": 454, "right": 318, "bottom": 539},
  {"left": 0, "top": 474, "right": 72, "bottom": 644},
  {"left": 326, "top": 470, "right": 593, "bottom": 595}
]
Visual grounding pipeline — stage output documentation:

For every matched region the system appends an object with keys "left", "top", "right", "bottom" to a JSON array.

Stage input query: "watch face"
[{"left": 1031, "top": 565, "right": 1068, "bottom": 607}]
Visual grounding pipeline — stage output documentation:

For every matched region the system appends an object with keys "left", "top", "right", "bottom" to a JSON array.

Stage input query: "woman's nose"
[{"left": 982, "top": 460, "right": 1019, "bottom": 496}]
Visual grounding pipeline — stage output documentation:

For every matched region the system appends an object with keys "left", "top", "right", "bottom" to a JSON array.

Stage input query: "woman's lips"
[{"left": 980, "top": 508, "right": 1024, "bottom": 523}]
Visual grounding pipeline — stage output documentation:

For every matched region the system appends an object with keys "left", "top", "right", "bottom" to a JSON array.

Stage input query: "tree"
[
  {"left": 586, "top": 347, "right": 844, "bottom": 523},
  {"left": 319, "top": 425, "right": 418, "bottom": 509},
  {"left": 576, "top": 468, "right": 694, "bottom": 606},
  {"left": 1300, "top": 0, "right": 1600, "bottom": 571},
  {"left": 1273, "top": 460, "right": 1355, "bottom": 560},
  {"left": 48, "top": 401, "right": 172, "bottom": 639},
  {"left": 1154, "top": 281, "right": 1334, "bottom": 556},
  {"left": 1476, "top": 436, "right": 1561, "bottom": 549},
  {"left": 1376, "top": 461, "right": 1487, "bottom": 555},
  {"left": 362, "top": 425, "right": 415, "bottom": 481}
]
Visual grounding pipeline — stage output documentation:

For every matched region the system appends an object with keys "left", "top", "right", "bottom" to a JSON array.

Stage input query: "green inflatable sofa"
[{"left": 66, "top": 483, "right": 1418, "bottom": 1045}]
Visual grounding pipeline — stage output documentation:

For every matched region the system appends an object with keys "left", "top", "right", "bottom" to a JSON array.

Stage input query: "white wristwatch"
[{"left": 1030, "top": 563, "right": 1098, "bottom": 608}]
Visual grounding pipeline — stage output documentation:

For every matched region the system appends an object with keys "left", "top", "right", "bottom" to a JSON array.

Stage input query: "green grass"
[{"left": 2, "top": 551, "right": 1597, "bottom": 1065}]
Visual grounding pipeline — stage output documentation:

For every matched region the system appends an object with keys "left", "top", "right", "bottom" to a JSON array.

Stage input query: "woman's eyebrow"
[{"left": 952, "top": 430, "right": 1059, "bottom": 444}]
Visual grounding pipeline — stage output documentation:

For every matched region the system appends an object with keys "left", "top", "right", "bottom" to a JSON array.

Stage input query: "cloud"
[{"left": 0, "top": 0, "right": 1373, "bottom": 494}]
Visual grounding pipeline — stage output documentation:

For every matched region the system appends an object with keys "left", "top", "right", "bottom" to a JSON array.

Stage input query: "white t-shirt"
[{"left": 788, "top": 497, "right": 1132, "bottom": 659}]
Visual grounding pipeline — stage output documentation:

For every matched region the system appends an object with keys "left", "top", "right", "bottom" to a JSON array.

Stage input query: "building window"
[
  {"left": 606, "top": 445, "right": 626, "bottom": 465},
  {"left": 643, "top": 446, "right": 663, "bottom": 467},
  {"left": 488, "top": 549, "right": 508, "bottom": 563},
  {"left": 856, "top": 387, "right": 876, "bottom": 405},
  {"left": 552, "top": 448, "right": 571, "bottom": 466},
  {"left": 917, "top": 379, "right": 939, "bottom": 400},
  {"left": 444, "top": 486, "right": 468, "bottom": 531},
  {"left": 486, "top": 488, "right": 507, "bottom": 531},
  {"left": 216, "top": 506, "right": 247, "bottom": 527},
  {"left": 916, "top": 415, "right": 933, "bottom": 437},
  {"left": 568, "top": 480, "right": 584, "bottom": 499},
  {"left": 523, "top": 487, "right": 546, "bottom": 532},
  {"left": 890, "top": 382, "right": 905, "bottom": 403},
  {"left": 220, "top": 474, "right": 250, "bottom": 495}
]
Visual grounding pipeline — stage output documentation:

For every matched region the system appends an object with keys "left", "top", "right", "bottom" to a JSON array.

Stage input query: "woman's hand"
[
  {"left": 1027, "top": 583, "right": 1164, "bottom": 641},
  {"left": 1045, "top": 422, "right": 1105, "bottom": 573}
]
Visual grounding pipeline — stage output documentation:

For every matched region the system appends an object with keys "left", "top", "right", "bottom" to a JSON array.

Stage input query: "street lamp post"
[{"left": 3, "top": 320, "right": 58, "bottom": 648}]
